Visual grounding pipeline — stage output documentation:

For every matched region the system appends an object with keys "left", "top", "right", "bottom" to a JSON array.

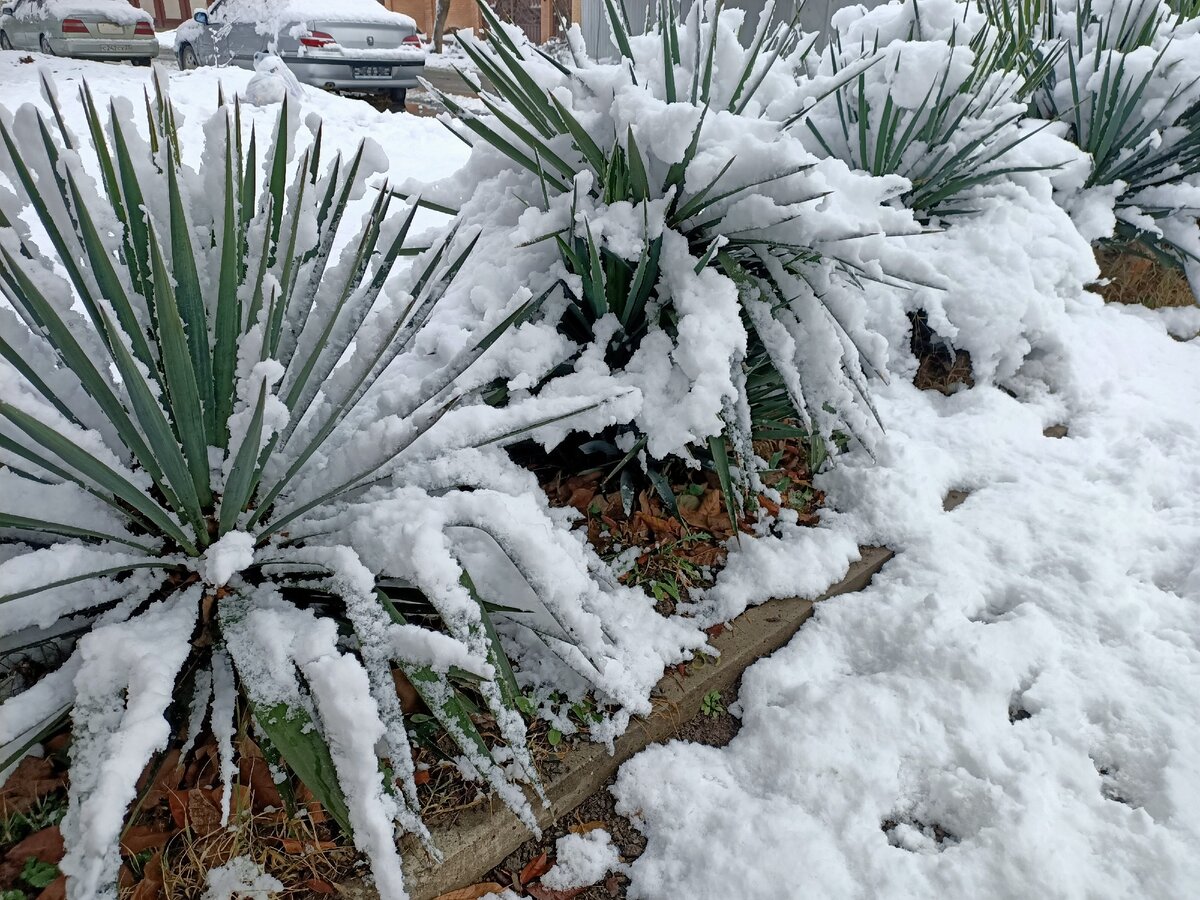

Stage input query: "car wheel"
[
  {"left": 39, "top": 34, "right": 54, "bottom": 55},
  {"left": 178, "top": 43, "right": 198, "bottom": 70},
  {"left": 0, "top": 31, "right": 12, "bottom": 51},
  {"left": 132, "top": 57, "right": 151, "bottom": 67},
  {"left": 390, "top": 87, "right": 407, "bottom": 109}
]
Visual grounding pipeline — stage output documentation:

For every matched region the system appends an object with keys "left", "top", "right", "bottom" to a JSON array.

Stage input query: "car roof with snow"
[
  {"left": 205, "top": 0, "right": 416, "bottom": 27},
  {"left": 7, "top": 0, "right": 152, "bottom": 21}
]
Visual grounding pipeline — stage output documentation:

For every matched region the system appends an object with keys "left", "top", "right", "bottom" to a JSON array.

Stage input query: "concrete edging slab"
[{"left": 345, "top": 545, "right": 894, "bottom": 900}]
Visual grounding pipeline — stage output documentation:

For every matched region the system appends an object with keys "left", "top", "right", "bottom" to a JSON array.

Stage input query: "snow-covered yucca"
[
  {"left": 0, "top": 76, "right": 681, "bottom": 899},
  {"left": 797, "top": 0, "right": 1060, "bottom": 215},
  {"left": 1019, "top": 0, "right": 1200, "bottom": 285},
  {"left": 419, "top": 0, "right": 918, "bottom": 511}
]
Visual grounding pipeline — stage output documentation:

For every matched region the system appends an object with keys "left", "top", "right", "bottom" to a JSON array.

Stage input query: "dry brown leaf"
[
  {"left": 304, "top": 802, "right": 328, "bottom": 824},
  {"left": 757, "top": 494, "right": 781, "bottom": 517},
  {"left": 0, "top": 756, "right": 64, "bottom": 815},
  {"left": 304, "top": 878, "right": 338, "bottom": 894},
  {"left": 166, "top": 789, "right": 187, "bottom": 830},
  {"left": 190, "top": 789, "right": 223, "bottom": 834},
  {"left": 277, "top": 837, "right": 340, "bottom": 854},
  {"left": 566, "top": 485, "right": 597, "bottom": 512},
  {"left": 120, "top": 826, "right": 171, "bottom": 856},
  {"left": 414, "top": 769, "right": 431, "bottom": 786},
  {"left": 392, "top": 669, "right": 426, "bottom": 715},
  {"left": 139, "top": 749, "right": 182, "bottom": 810},
  {"left": 130, "top": 851, "right": 164, "bottom": 900},
  {"left": 166, "top": 788, "right": 222, "bottom": 834},
  {"left": 5, "top": 826, "right": 64, "bottom": 865},
  {"left": 35, "top": 875, "right": 66, "bottom": 900},
  {"left": 568, "top": 820, "right": 607, "bottom": 835},
  {"left": 635, "top": 512, "right": 679, "bottom": 539},
  {"left": 526, "top": 885, "right": 585, "bottom": 900},
  {"left": 431, "top": 883, "right": 506, "bottom": 900},
  {"left": 519, "top": 851, "right": 552, "bottom": 885},
  {"left": 237, "top": 755, "right": 283, "bottom": 811}
]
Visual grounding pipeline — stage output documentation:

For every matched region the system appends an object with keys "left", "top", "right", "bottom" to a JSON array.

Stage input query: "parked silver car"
[
  {"left": 176, "top": 0, "right": 426, "bottom": 105},
  {"left": 0, "top": 0, "right": 157, "bottom": 63}
]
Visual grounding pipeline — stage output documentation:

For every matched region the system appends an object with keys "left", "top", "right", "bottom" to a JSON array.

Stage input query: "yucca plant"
[
  {"left": 416, "top": 0, "right": 918, "bottom": 514},
  {"left": 0, "top": 75, "right": 667, "bottom": 899},
  {"left": 1017, "top": 0, "right": 1200, "bottom": 275},
  {"left": 799, "top": 1, "right": 1060, "bottom": 216}
]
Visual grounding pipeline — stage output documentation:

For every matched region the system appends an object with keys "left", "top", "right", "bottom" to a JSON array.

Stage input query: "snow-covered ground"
[
  {"left": 4, "top": 48, "right": 1200, "bottom": 900},
  {"left": 614, "top": 301, "right": 1200, "bottom": 898}
]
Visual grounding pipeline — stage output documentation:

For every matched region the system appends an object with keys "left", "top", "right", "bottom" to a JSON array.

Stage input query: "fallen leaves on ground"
[
  {"left": 525, "top": 884, "right": 585, "bottom": 900},
  {"left": 35, "top": 874, "right": 66, "bottom": 900},
  {"left": 519, "top": 851, "right": 552, "bottom": 885},
  {"left": 567, "top": 821, "right": 606, "bottom": 835},
  {"left": 433, "top": 883, "right": 507, "bottom": 900},
  {"left": 0, "top": 757, "right": 65, "bottom": 816},
  {"left": 129, "top": 851, "right": 163, "bottom": 900},
  {"left": 4, "top": 826, "right": 64, "bottom": 866}
]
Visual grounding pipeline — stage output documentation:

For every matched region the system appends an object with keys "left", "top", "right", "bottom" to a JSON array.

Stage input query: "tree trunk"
[{"left": 433, "top": 0, "right": 452, "bottom": 53}]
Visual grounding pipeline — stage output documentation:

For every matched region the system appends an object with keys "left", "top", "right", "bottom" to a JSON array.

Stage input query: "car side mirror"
[{"left": 193, "top": 9, "right": 208, "bottom": 25}]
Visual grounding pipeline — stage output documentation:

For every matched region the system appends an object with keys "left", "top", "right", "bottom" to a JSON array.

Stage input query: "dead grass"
[
  {"left": 1094, "top": 250, "right": 1197, "bottom": 308},
  {"left": 157, "top": 804, "right": 359, "bottom": 899}
]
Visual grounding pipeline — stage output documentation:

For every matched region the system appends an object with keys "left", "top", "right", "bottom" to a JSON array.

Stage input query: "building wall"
[
  {"left": 383, "top": 0, "right": 484, "bottom": 36},
  {"left": 128, "top": 0, "right": 192, "bottom": 29},
  {"left": 579, "top": 0, "right": 884, "bottom": 59}
]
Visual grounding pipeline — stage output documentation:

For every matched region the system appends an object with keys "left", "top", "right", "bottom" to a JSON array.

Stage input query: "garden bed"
[{"left": 380, "top": 545, "right": 894, "bottom": 900}]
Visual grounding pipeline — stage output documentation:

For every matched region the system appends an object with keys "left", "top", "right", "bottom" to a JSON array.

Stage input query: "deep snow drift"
[{"left": 614, "top": 299, "right": 1200, "bottom": 898}]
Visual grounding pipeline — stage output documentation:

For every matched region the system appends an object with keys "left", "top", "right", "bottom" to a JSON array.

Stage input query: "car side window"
[{"left": 208, "top": 0, "right": 224, "bottom": 21}]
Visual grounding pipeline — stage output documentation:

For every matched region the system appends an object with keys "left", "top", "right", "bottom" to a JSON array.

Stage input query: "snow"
[
  {"left": 199, "top": 531, "right": 256, "bottom": 587},
  {"left": 541, "top": 829, "right": 626, "bottom": 890},
  {"left": 201, "top": 857, "right": 283, "bottom": 900},
  {"left": 612, "top": 302, "right": 1200, "bottom": 898},
  {"left": 13, "top": 0, "right": 151, "bottom": 25},
  {"left": 202, "top": 0, "right": 417, "bottom": 31},
  {"left": 3, "top": 4, "right": 1200, "bottom": 898}
]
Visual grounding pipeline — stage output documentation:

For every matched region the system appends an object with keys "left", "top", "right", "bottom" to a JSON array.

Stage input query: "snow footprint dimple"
[
  {"left": 968, "top": 586, "right": 1026, "bottom": 624},
  {"left": 1008, "top": 673, "right": 1039, "bottom": 723},
  {"left": 942, "top": 489, "right": 971, "bottom": 512},
  {"left": 881, "top": 815, "right": 960, "bottom": 854},
  {"left": 1094, "top": 760, "right": 1135, "bottom": 808}
]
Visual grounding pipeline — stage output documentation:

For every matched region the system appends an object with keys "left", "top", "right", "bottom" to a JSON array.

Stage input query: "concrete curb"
[{"left": 346, "top": 545, "right": 894, "bottom": 900}]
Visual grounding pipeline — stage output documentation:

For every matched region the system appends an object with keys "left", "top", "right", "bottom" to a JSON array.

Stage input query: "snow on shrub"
[
  {"left": 795, "top": 0, "right": 1059, "bottom": 215},
  {"left": 412, "top": 0, "right": 921, "bottom": 507},
  {"left": 786, "top": 0, "right": 1101, "bottom": 386},
  {"left": 1019, "top": 0, "right": 1200, "bottom": 291},
  {"left": 0, "top": 75, "right": 700, "bottom": 899}
]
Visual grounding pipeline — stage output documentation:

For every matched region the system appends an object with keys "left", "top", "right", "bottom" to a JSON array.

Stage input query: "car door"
[
  {"left": 9, "top": 0, "right": 34, "bottom": 48},
  {"left": 203, "top": 0, "right": 258, "bottom": 68},
  {"left": 227, "top": 0, "right": 267, "bottom": 69}
]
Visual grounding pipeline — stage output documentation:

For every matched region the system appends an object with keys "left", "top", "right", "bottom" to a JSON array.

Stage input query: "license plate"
[
  {"left": 96, "top": 22, "right": 123, "bottom": 34},
  {"left": 352, "top": 65, "right": 391, "bottom": 79},
  {"left": 96, "top": 42, "right": 135, "bottom": 52}
]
